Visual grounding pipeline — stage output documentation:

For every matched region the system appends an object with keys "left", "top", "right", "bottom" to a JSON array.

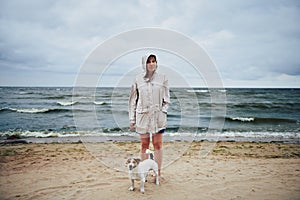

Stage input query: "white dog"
[{"left": 125, "top": 150, "right": 159, "bottom": 193}]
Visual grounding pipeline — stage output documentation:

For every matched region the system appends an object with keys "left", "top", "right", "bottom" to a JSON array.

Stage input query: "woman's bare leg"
[
  {"left": 152, "top": 133, "right": 163, "bottom": 177},
  {"left": 140, "top": 133, "right": 150, "bottom": 161}
]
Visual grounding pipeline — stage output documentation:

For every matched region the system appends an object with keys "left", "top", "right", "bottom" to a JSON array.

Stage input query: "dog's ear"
[
  {"left": 135, "top": 158, "right": 141, "bottom": 164},
  {"left": 125, "top": 158, "right": 131, "bottom": 165}
]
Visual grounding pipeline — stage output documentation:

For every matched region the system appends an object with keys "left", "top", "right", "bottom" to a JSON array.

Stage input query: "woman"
[{"left": 129, "top": 54, "right": 170, "bottom": 179}]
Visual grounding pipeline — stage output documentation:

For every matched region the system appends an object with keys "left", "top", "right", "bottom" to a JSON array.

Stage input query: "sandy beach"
[{"left": 1, "top": 141, "right": 300, "bottom": 200}]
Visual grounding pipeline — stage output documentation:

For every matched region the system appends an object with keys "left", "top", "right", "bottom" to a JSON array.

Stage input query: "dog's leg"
[
  {"left": 154, "top": 169, "right": 160, "bottom": 186},
  {"left": 140, "top": 177, "right": 146, "bottom": 193},
  {"left": 128, "top": 179, "right": 135, "bottom": 191}
]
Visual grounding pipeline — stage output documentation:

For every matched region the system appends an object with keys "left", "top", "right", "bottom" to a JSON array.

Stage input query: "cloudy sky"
[{"left": 0, "top": 0, "right": 299, "bottom": 87}]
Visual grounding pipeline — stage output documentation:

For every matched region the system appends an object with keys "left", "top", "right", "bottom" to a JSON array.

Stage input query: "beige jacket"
[{"left": 129, "top": 54, "right": 170, "bottom": 134}]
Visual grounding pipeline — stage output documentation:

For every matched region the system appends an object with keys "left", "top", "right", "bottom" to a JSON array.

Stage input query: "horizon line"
[{"left": 0, "top": 85, "right": 299, "bottom": 89}]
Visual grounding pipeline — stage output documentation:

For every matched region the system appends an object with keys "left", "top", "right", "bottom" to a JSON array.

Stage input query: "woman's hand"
[{"left": 130, "top": 123, "right": 135, "bottom": 132}]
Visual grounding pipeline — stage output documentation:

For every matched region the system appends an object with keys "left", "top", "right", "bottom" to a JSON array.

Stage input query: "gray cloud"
[{"left": 0, "top": 0, "right": 299, "bottom": 87}]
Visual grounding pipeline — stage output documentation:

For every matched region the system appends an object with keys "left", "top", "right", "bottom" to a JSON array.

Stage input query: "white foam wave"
[
  {"left": 0, "top": 131, "right": 81, "bottom": 138},
  {"left": 22, "top": 131, "right": 82, "bottom": 138},
  {"left": 231, "top": 117, "right": 255, "bottom": 122},
  {"left": 10, "top": 108, "right": 51, "bottom": 113},
  {"left": 187, "top": 89, "right": 208, "bottom": 93},
  {"left": 57, "top": 101, "right": 78, "bottom": 106},
  {"left": 0, "top": 131, "right": 298, "bottom": 140},
  {"left": 18, "top": 91, "right": 32, "bottom": 95},
  {"left": 93, "top": 101, "right": 106, "bottom": 105},
  {"left": 187, "top": 89, "right": 226, "bottom": 93},
  {"left": 214, "top": 131, "right": 299, "bottom": 139},
  {"left": 79, "top": 96, "right": 91, "bottom": 99}
]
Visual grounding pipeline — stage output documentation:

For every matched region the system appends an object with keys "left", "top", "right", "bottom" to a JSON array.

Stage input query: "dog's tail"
[{"left": 146, "top": 149, "right": 154, "bottom": 160}]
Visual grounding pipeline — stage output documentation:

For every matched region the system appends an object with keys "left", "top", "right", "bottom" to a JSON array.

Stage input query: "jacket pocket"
[{"left": 157, "top": 110, "right": 167, "bottom": 128}]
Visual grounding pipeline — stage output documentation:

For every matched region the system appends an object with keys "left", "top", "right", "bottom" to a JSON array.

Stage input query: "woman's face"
[{"left": 146, "top": 56, "right": 157, "bottom": 73}]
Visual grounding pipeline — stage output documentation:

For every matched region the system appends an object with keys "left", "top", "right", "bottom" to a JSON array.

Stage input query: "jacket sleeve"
[
  {"left": 162, "top": 75, "right": 170, "bottom": 113},
  {"left": 128, "top": 81, "right": 138, "bottom": 123}
]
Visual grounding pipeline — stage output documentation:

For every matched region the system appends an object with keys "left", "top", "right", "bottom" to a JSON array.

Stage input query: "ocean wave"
[
  {"left": 227, "top": 102, "right": 300, "bottom": 110},
  {"left": 0, "top": 130, "right": 298, "bottom": 140},
  {"left": 187, "top": 89, "right": 226, "bottom": 93},
  {"left": 93, "top": 101, "right": 106, "bottom": 105},
  {"left": 0, "top": 130, "right": 135, "bottom": 138},
  {"left": 10, "top": 108, "right": 52, "bottom": 113},
  {"left": 227, "top": 116, "right": 298, "bottom": 123},
  {"left": 45, "top": 95, "right": 66, "bottom": 99},
  {"left": 230, "top": 117, "right": 255, "bottom": 122},
  {"left": 57, "top": 101, "right": 78, "bottom": 106},
  {"left": 18, "top": 91, "right": 34, "bottom": 95},
  {"left": 78, "top": 96, "right": 92, "bottom": 99},
  {"left": 0, "top": 131, "right": 81, "bottom": 138},
  {"left": 208, "top": 131, "right": 300, "bottom": 139},
  {"left": 0, "top": 107, "right": 70, "bottom": 114},
  {"left": 187, "top": 89, "right": 208, "bottom": 93}
]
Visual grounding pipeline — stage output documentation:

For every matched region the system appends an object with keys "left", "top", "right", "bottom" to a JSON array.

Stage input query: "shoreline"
[{"left": 1, "top": 135, "right": 299, "bottom": 145}]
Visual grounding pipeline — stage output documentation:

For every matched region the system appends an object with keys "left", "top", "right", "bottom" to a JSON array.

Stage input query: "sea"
[{"left": 0, "top": 87, "right": 299, "bottom": 143}]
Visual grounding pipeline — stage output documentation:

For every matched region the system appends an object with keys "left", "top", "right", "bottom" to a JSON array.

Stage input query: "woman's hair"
[{"left": 146, "top": 54, "right": 157, "bottom": 63}]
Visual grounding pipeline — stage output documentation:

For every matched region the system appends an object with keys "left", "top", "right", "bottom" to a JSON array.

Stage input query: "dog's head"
[{"left": 126, "top": 158, "right": 141, "bottom": 170}]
